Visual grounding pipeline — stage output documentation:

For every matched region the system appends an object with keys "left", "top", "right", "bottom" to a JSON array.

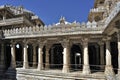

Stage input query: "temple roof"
[{"left": 0, "top": 4, "right": 34, "bottom": 15}]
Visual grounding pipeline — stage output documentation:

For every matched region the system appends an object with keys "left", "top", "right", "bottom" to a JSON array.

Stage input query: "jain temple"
[{"left": 0, "top": 0, "right": 120, "bottom": 80}]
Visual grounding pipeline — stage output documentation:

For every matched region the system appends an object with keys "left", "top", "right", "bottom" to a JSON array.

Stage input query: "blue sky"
[{"left": 0, "top": 0, "right": 94, "bottom": 25}]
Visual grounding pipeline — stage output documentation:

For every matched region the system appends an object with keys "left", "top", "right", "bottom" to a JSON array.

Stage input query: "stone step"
[{"left": 16, "top": 68, "right": 106, "bottom": 80}]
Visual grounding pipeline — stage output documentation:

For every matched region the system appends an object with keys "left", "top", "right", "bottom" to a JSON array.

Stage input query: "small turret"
[{"left": 59, "top": 16, "right": 66, "bottom": 24}]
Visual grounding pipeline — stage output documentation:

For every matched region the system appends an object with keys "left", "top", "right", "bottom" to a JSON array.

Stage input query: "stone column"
[
  {"left": 10, "top": 43, "right": 16, "bottom": 69},
  {"left": 33, "top": 44, "right": 37, "bottom": 67},
  {"left": 82, "top": 38, "right": 90, "bottom": 74},
  {"left": 37, "top": 43, "right": 44, "bottom": 70},
  {"left": 117, "top": 32, "right": 120, "bottom": 74},
  {"left": 99, "top": 42, "right": 105, "bottom": 70},
  {"left": 105, "top": 39, "right": 114, "bottom": 75},
  {"left": 116, "top": 31, "right": 120, "bottom": 80},
  {"left": 51, "top": 47, "right": 54, "bottom": 65},
  {"left": 62, "top": 39, "right": 70, "bottom": 73},
  {"left": 23, "top": 43, "right": 29, "bottom": 69},
  {"left": 0, "top": 43, "right": 5, "bottom": 73},
  {"left": 95, "top": 45, "right": 99, "bottom": 65},
  {"left": 45, "top": 49, "right": 50, "bottom": 69}
]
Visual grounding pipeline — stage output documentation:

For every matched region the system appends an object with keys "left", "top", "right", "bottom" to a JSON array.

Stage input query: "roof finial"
[{"left": 59, "top": 16, "right": 65, "bottom": 24}]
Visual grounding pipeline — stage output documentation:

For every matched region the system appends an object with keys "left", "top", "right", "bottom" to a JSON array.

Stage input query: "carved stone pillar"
[
  {"left": 82, "top": 38, "right": 90, "bottom": 74},
  {"left": 116, "top": 31, "right": 120, "bottom": 80},
  {"left": 0, "top": 43, "right": 5, "bottom": 73},
  {"left": 23, "top": 43, "right": 29, "bottom": 69},
  {"left": 10, "top": 43, "right": 16, "bottom": 69},
  {"left": 117, "top": 32, "right": 120, "bottom": 74},
  {"left": 95, "top": 45, "right": 99, "bottom": 65},
  {"left": 104, "top": 38, "right": 114, "bottom": 75},
  {"left": 45, "top": 48, "right": 50, "bottom": 69},
  {"left": 100, "top": 42, "right": 105, "bottom": 69},
  {"left": 99, "top": 42, "right": 105, "bottom": 70},
  {"left": 37, "top": 43, "right": 44, "bottom": 70},
  {"left": 51, "top": 47, "right": 54, "bottom": 65},
  {"left": 33, "top": 44, "right": 37, "bottom": 67},
  {"left": 62, "top": 39, "right": 70, "bottom": 73}
]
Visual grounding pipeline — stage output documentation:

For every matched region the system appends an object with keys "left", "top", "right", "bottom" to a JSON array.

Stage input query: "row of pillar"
[{"left": 8, "top": 37, "right": 120, "bottom": 75}]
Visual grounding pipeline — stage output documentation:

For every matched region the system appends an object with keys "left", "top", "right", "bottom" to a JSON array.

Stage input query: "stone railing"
[
  {"left": 0, "top": 17, "right": 24, "bottom": 26},
  {"left": 105, "top": 2, "right": 120, "bottom": 27},
  {"left": 90, "top": 6, "right": 105, "bottom": 13},
  {"left": 3, "top": 21, "right": 105, "bottom": 39}
]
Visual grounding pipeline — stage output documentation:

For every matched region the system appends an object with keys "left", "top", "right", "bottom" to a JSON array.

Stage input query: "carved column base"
[
  {"left": 82, "top": 65, "right": 90, "bottom": 74},
  {"left": 33, "top": 64, "right": 36, "bottom": 68},
  {"left": 9, "top": 62, "right": 16, "bottom": 69},
  {"left": 105, "top": 65, "right": 116, "bottom": 80},
  {"left": 23, "top": 62, "right": 29, "bottom": 69},
  {"left": 37, "top": 63, "right": 43, "bottom": 70},
  {"left": 33, "top": 62, "right": 37, "bottom": 68},
  {"left": 116, "top": 72, "right": 120, "bottom": 80},
  {"left": 45, "top": 64, "right": 50, "bottom": 70},
  {"left": 62, "top": 65, "right": 70, "bottom": 73},
  {"left": 100, "top": 66, "right": 105, "bottom": 71},
  {"left": 105, "top": 65, "right": 114, "bottom": 75},
  {"left": 118, "top": 69, "right": 120, "bottom": 74}
]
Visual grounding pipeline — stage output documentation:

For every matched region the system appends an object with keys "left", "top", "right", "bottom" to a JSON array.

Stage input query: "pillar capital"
[
  {"left": 61, "top": 39, "right": 69, "bottom": 48},
  {"left": 38, "top": 43, "right": 44, "bottom": 49},
  {"left": 10, "top": 40, "right": 16, "bottom": 46},
  {"left": 23, "top": 39, "right": 28, "bottom": 43},
  {"left": 98, "top": 41, "right": 104, "bottom": 46},
  {"left": 32, "top": 43, "right": 37, "bottom": 47},
  {"left": 102, "top": 36, "right": 111, "bottom": 41},
  {"left": 37, "top": 39, "right": 46, "bottom": 48},
  {"left": 10, "top": 43, "right": 16, "bottom": 48},
  {"left": 22, "top": 39, "right": 28, "bottom": 47},
  {"left": 10, "top": 40, "right": 16, "bottom": 43},
  {"left": 23, "top": 43, "right": 28, "bottom": 48},
  {"left": 46, "top": 43, "right": 52, "bottom": 51},
  {"left": 81, "top": 37, "right": 89, "bottom": 46}
]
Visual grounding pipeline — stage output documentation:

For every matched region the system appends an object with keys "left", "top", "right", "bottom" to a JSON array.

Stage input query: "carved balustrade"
[{"left": 3, "top": 21, "right": 105, "bottom": 38}]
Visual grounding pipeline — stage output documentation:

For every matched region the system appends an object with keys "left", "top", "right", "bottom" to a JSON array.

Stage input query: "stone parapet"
[{"left": 3, "top": 21, "right": 105, "bottom": 39}]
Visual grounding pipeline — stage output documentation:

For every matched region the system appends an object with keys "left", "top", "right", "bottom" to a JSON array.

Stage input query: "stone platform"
[{"left": 16, "top": 68, "right": 106, "bottom": 80}]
